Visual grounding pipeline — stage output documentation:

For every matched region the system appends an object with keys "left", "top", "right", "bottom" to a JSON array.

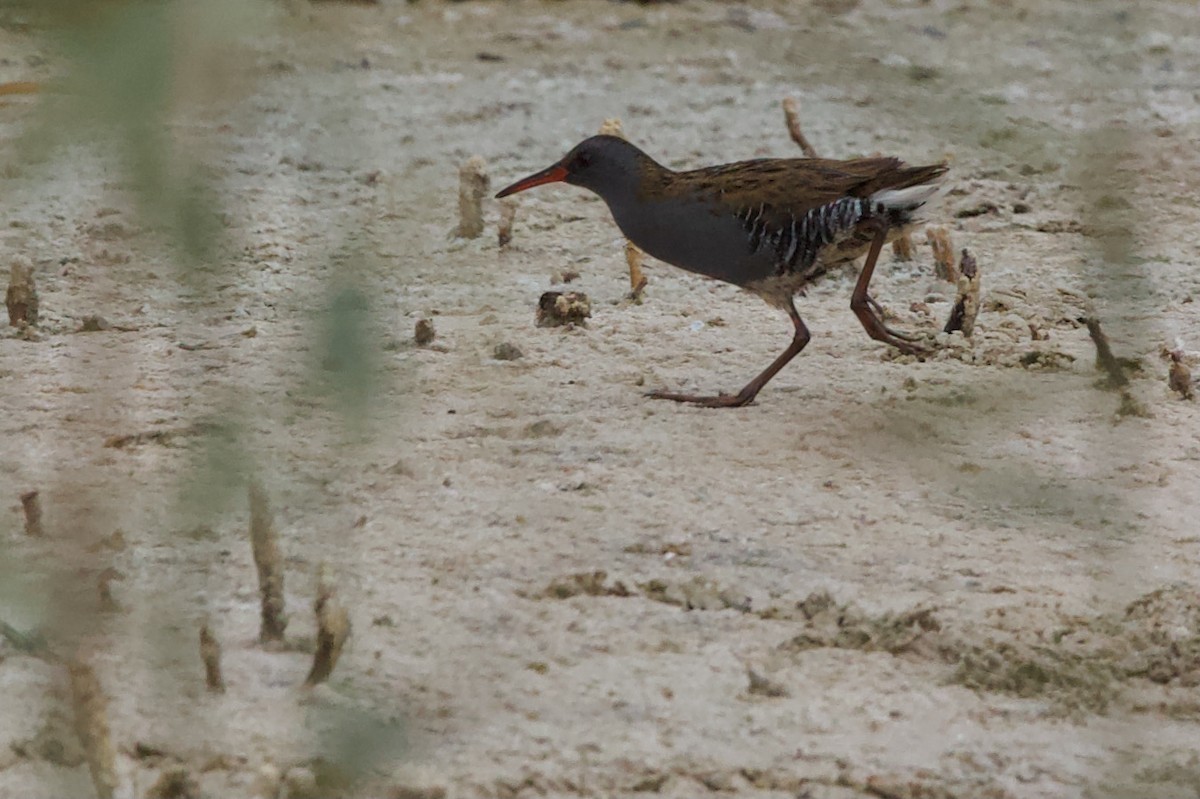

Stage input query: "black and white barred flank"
[{"left": 735, "top": 182, "right": 940, "bottom": 275}]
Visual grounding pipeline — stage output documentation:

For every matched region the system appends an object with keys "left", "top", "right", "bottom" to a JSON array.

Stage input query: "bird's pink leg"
[
  {"left": 646, "top": 300, "right": 811, "bottom": 408},
  {"left": 850, "top": 226, "right": 928, "bottom": 354}
]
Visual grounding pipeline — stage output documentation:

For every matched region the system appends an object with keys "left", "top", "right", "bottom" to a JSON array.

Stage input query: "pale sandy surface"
[{"left": 2, "top": 1, "right": 1199, "bottom": 797}]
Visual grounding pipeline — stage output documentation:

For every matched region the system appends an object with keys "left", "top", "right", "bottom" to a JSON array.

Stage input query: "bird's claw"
[{"left": 883, "top": 326, "right": 922, "bottom": 343}]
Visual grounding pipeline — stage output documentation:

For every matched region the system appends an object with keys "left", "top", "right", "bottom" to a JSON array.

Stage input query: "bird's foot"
[
  {"left": 854, "top": 304, "right": 931, "bottom": 356},
  {"left": 880, "top": 324, "right": 929, "bottom": 354},
  {"left": 645, "top": 389, "right": 755, "bottom": 408},
  {"left": 880, "top": 330, "right": 930, "bottom": 356},
  {"left": 881, "top": 325, "right": 922, "bottom": 343},
  {"left": 865, "top": 297, "right": 924, "bottom": 345},
  {"left": 869, "top": 324, "right": 930, "bottom": 355}
]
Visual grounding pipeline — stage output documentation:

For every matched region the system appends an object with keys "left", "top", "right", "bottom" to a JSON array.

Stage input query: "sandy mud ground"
[{"left": 2, "top": 1, "right": 1200, "bottom": 797}]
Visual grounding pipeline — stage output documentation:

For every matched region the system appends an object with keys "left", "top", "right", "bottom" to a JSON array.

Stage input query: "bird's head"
[{"left": 495, "top": 135, "right": 649, "bottom": 201}]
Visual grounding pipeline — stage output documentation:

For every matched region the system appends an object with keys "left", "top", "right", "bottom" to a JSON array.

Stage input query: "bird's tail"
[{"left": 868, "top": 164, "right": 948, "bottom": 225}]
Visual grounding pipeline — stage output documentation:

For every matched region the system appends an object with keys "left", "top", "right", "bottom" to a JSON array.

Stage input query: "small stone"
[
  {"left": 79, "top": 314, "right": 111, "bottom": 332},
  {"left": 283, "top": 766, "right": 319, "bottom": 799},
  {"left": 20, "top": 712, "right": 84, "bottom": 767},
  {"left": 954, "top": 200, "right": 999, "bottom": 218},
  {"left": 746, "top": 667, "right": 789, "bottom": 698},
  {"left": 907, "top": 64, "right": 940, "bottom": 82},
  {"left": 549, "top": 269, "right": 580, "bottom": 285},
  {"left": 492, "top": 342, "right": 523, "bottom": 361},
  {"left": 250, "top": 764, "right": 283, "bottom": 799},
  {"left": 147, "top": 767, "right": 201, "bottom": 799},
  {"left": 522, "top": 419, "right": 562, "bottom": 438},
  {"left": 413, "top": 318, "right": 436, "bottom": 346}
]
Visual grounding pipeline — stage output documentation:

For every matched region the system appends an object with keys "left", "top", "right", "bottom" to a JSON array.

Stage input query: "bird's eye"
[{"left": 572, "top": 151, "right": 591, "bottom": 169}]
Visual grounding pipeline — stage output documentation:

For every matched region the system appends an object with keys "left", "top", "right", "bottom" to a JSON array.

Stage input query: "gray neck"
[{"left": 579, "top": 149, "right": 668, "bottom": 211}]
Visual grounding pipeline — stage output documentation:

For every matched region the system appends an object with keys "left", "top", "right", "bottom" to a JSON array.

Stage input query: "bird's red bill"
[{"left": 495, "top": 164, "right": 568, "bottom": 198}]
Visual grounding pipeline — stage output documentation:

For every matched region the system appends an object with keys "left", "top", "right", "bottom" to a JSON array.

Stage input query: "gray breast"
[{"left": 606, "top": 197, "right": 777, "bottom": 287}]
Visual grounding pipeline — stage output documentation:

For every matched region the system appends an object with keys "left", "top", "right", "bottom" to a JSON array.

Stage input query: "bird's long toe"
[
  {"left": 645, "top": 389, "right": 753, "bottom": 408},
  {"left": 881, "top": 324, "right": 921, "bottom": 342},
  {"left": 886, "top": 333, "right": 931, "bottom": 356}
]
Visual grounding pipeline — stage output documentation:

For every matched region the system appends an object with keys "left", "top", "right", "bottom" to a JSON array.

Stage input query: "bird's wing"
[
  {"left": 658, "top": 157, "right": 946, "bottom": 271},
  {"left": 669, "top": 157, "right": 939, "bottom": 217}
]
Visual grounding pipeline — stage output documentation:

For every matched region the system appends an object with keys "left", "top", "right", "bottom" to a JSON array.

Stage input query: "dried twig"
[
  {"left": 200, "top": 622, "right": 226, "bottom": 694},
  {"left": 304, "top": 568, "right": 351, "bottom": 687},
  {"left": 598, "top": 119, "right": 649, "bottom": 298},
  {"left": 0, "top": 81, "right": 40, "bottom": 96},
  {"left": 1168, "top": 351, "right": 1194, "bottom": 400},
  {"left": 20, "top": 489, "right": 44, "bottom": 536},
  {"left": 497, "top": 198, "right": 517, "bottom": 248},
  {"left": 68, "top": 659, "right": 117, "bottom": 799},
  {"left": 454, "top": 156, "right": 489, "bottom": 239},
  {"left": 943, "top": 249, "right": 981, "bottom": 336},
  {"left": 925, "top": 226, "right": 958, "bottom": 282},
  {"left": 6, "top": 257, "right": 38, "bottom": 327},
  {"left": 2, "top": 619, "right": 49, "bottom": 658},
  {"left": 782, "top": 97, "right": 819, "bottom": 158},
  {"left": 1083, "top": 316, "right": 1129, "bottom": 389},
  {"left": 1084, "top": 317, "right": 1150, "bottom": 416},
  {"left": 97, "top": 568, "right": 122, "bottom": 613},
  {"left": 625, "top": 241, "right": 647, "bottom": 301},
  {"left": 249, "top": 481, "right": 287, "bottom": 644}
]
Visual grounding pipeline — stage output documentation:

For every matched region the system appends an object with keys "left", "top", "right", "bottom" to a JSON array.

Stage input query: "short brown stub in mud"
[
  {"left": 944, "top": 249, "right": 981, "bottom": 336},
  {"left": 6, "top": 257, "right": 38, "bottom": 328},
  {"left": 455, "top": 155, "right": 490, "bottom": 239},
  {"left": 304, "top": 567, "right": 351, "bottom": 687},
  {"left": 200, "top": 622, "right": 226, "bottom": 693},
  {"left": 249, "top": 481, "right": 288, "bottom": 644},
  {"left": 536, "top": 291, "right": 591, "bottom": 328}
]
